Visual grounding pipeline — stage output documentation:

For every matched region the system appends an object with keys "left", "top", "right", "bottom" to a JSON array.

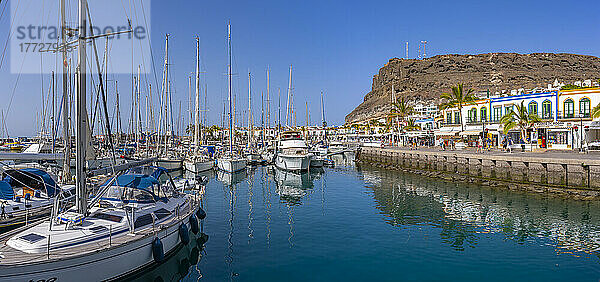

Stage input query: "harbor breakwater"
[{"left": 356, "top": 147, "right": 600, "bottom": 200}]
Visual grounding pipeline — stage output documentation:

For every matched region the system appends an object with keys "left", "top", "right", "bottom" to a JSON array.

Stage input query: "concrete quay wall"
[{"left": 357, "top": 147, "right": 600, "bottom": 199}]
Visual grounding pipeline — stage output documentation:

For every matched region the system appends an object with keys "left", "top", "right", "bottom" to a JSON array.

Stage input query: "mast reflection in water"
[{"left": 189, "top": 157, "right": 600, "bottom": 281}]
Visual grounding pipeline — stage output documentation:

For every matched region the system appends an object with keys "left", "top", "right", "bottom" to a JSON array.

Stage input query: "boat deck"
[{"left": 0, "top": 197, "right": 199, "bottom": 266}]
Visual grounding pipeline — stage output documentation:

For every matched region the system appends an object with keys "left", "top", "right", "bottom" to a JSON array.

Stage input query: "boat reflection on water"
[
  {"left": 269, "top": 166, "right": 324, "bottom": 205},
  {"left": 359, "top": 163, "right": 600, "bottom": 255},
  {"left": 184, "top": 168, "right": 216, "bottom": 181},
  {"left": 330, "top": 151, "right": 355, "bottom": 167},
  {"left": 125, "top": 230, "right": 209, "bottom": 282},
  {"left": 217, "top": 169, "right": 248, "bottom": 186}
]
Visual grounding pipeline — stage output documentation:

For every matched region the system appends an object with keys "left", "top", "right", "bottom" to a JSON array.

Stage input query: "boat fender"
[
  {"left": 152, "top": 237, "right": 164, "bottom": 263},
  {"left": 24, "top": 194, "right": 31, "bottom": 201},
  {"left": 197, "top": 232, "right": 209, "bottom": 245},
  {"left": 179, "top": 224, "right": 190, "bottom": 245},
  {"left": 34, "top": 191, "right": 41, "bottom": 198},
  {"left": 189, "top": 215, "right": 199, "bottom": 234},
  {"left": 196, "top": 208, "right": 206, "bottom": 220}
]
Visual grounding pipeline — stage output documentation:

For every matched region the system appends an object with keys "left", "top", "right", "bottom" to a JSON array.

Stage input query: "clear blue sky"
[{"left": 1, "top": 0, "right": 599, "bottom": 137}]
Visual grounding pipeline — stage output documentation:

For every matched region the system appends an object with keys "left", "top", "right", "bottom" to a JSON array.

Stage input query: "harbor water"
[{"left": 143, "top": 153, "right": 600, "bottom": 281}]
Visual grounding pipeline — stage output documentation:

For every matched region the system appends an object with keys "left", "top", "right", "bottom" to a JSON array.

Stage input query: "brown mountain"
[{"left": 345, "top": 53, "right": 600, "bottom": 124}]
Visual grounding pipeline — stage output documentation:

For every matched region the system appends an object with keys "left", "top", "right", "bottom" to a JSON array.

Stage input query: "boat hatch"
[
  {"left": 153, "top": 208, "right": 171, "bottom": 220},
  {"left": 91, "top": 213, "right": 123, "bottom": 223},
  {"left": 134, "top": 214, "right": 154, "bottom": 229},
  {"left": 19, "top": 233, "right": 46, "bottom": 243},
  {"left": 88, "top": 226, "right": 108, "bottom": 233}
]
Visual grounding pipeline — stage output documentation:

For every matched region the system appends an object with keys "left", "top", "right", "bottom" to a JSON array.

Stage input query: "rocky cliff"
[{"left": 345, "top": 53, "right": 600, "bottom": 123}]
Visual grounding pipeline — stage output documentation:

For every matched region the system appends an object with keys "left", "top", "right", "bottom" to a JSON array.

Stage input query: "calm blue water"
[{"left": 142, "top": 154, "right": 600, "bottom": 281}]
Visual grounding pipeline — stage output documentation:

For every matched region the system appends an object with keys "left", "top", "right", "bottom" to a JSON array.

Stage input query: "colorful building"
[{"left": 437, "top": 87, "right": 600, "bottom": 150}]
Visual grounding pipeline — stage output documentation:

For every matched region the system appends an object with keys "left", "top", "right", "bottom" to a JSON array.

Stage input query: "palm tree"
[
  {"left": 404, "top": 119, "right": 421, "bottom": 131},
  {"left": 500, "top": 100, "right": 541, "bottom": 144},
  {"left": 439, "top": 83, "right": 477, "bottom": 132},
  {"left": 592, "top": 102, "right": 600, "bottom": 119},
  {"left": 389, "top": 96, "right": 413, "bottom": 131}
]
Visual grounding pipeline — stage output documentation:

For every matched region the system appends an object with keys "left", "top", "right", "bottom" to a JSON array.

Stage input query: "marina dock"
[{"left": 358, "top": 147, "right": 600, "bottom": 198}]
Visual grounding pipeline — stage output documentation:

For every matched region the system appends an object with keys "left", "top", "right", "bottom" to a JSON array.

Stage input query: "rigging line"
[
  {"left": 0, "top": 0, "right": 24, "bottom": 70},
  {"left": 131, "top": 0, "right": 155, "bottom": 102},
  {"left": 4, "top": 45, "right": 31, "bottom": 139},
  {"left": 0, "top": 0, "right": 9, "bottom": 22}
]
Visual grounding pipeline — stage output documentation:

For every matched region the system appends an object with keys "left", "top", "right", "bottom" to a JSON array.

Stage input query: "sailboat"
[
  {"left": 244, "top": 72, "right": 262, "bottom": 165},
  {"left": 184, "top": 37, "right": 214, "bottom": 173},
  {"left": 156, "top": 35, "right": 183, "bottom": 172},
  {"left": 0, "top": 1, "right": 204, "bottom": 280},
  {"left": 217, "top": 23, "right": 247, "bottom": 173}
]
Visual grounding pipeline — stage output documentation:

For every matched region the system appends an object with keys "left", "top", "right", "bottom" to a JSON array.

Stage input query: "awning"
[
  {"left": 587, "top": 121, "right": 600, "bottom": 130},
  {"left": 404, "top": 131, "right": 431, "bottom": 137},
  {"left": 434, "top": 127, "right": 460, "bottom": 137},
  {"left": 459, "top": 130, "right": 483, "bottom": 136}
]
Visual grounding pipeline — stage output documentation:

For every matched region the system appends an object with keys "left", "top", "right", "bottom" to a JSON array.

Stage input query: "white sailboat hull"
[
  {"left": 156, "top": 158, "right": 183, "bottom": 172},
  {"left": 275, "top": 154, "right": 311, "bottom": 172},
  {"left": 0, "top": 208, "right": 199, "bottom": 281},
  {"left": 184, "top": 160, "right": 214, "bottom": 173},
  {"left": 217, "top": 158, "right": 247, "bottom": 173}
]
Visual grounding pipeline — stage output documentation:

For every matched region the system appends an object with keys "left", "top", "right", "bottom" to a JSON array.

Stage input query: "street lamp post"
[{"left": 579, "top": 113, "right": 584, "bottom": 152}]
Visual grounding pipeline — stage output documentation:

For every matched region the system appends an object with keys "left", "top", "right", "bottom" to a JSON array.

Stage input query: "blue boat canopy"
[
  {"left": 126, "top": 166, "right": 168, "bottom": 181},
  {"left": 115, "top": 174, "right": 159, "bottom": 190},
  {"left": 2, "top": 168, "right": 57, "bottom": 197},
  {"left": 0, "top": 181, "right": 14, "bottom": 200}
]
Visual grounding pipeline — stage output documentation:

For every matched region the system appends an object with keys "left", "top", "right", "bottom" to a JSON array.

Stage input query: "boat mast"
[
  {"left": 194, "top": 37, "right": 200, "bottom": 154},
  {"left": 247, "top": 71, "right": 252, "bottom": 148},
  {"left": 266, "top": 68, "right": 270, "bottom": 129},
  {"left": 114, "top": 81, "right": 121, "bottom": 147},
  {"left": 285, "top": 64, "right": 292, "bottom": 128},
  {"left": 261, "top": 90, "right": 265, "bottom": 146},
  {"left": 321, "top": 90, "right": 327, "bottom": 144},
  {"left": 61, "top": 0, "right": 71, "bottom": 181},
  {"left": 227, "top": 23, "right": 234, "bottom": 156},
  {"left": 51, "top": 71, "right": 55, "bottom": 153},
  {"left": 161, "top": 34, "right": 169, "bottom": 155},
  {"left": 277, "top": 88, "right": 281, "bottom": 133},
  {"left": 188, "top": 75, "right": 192, "bottom": 135},
  {"left": 75, "top": 0, "right": 88, "bottom": 214}
]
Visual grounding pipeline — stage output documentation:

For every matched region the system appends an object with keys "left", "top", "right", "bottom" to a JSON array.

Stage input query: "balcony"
[{"left": 556, "top": 111, "right": 592, "bottom": 120}]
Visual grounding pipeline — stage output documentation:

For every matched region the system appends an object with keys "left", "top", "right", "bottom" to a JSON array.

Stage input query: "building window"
[
  {"left": 468, "top": 108, "right": 477, "bottom": 123},
  {"left": 564, "top": 99, "right": 574, "bottom": 118},
  {"left": 580, "top": 98, "right": 591, "bottom": 117},
  {"left": 492, "top": 107, "right": 502, "bottom": 121},
  {"left": 454, "top": 111, "right": 461, "bottom": 125},
  {"left": 504, "top": 105, "right": 513, "bottom": 116},
  {"left": 528, "top": 101, "right": 538, "bottom": 116},
  {"left": 542, "top": 100, "right": 552, "bottom": 119},
  {"left": 446, "top": 112, "right": 452, "bottom": 124},
  {"left": 480, "top": 107, "right": 487, "bottom": 122}
]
